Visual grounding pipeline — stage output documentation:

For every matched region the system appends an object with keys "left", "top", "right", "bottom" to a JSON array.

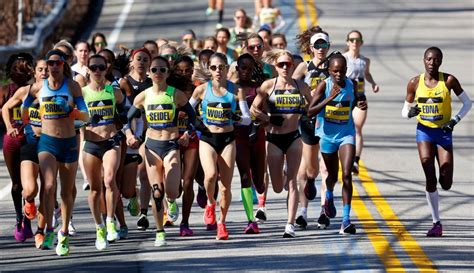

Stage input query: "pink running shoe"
[
  {"left": 179, "top": 223, "right": 194, "bottom": 237},
  {"left": 426, "top": 222, "right": 442, "bottom": 237},
  {"left": 203, "top": 203, "right": 216, "bottom": 225},
  {"left": 244, "top": 221, "right": 260, "bottom": 234},
  {"left": 14, "top": 221, "right": 26, "bottom": 242}
]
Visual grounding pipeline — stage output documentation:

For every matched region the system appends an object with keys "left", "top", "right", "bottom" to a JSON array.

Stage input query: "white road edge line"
[
  {"left": 107, "top": 0, "right": 134, "bottom": 50},
  {"left": 0, "top": 182, "right": 11, "bottom": 200}
]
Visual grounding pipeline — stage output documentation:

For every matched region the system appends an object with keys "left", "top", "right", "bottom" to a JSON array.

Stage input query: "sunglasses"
[
  {"left": 235, "top": 16, "right": 245, "bottom": 19},
  {"left": 248, "top": 44, "right": 263, "bottom": 51},
  {"left": 183, "top": 39, "right": 195, "bottom": 43},
  {"left": 46, "top": 60, "right": 64, "bottom": 67},
  {"left": 161, "top": 54, "right": 177, "bottom": 60},
  {"left": 151, "top": 67, "right": 169, "bottom": 74},
  {"left": 348, "top": 38, "right": 363, "bottom": 43},
  {"left": 209, "top": 64, "right": 228, "bottom": 71},
  {"left": 95, "top": 42, "right": 107, "bottom": 47},
  {"left": 313, "top": 43, "right": 330, "bottom": 49},
  {"left": 275, "top": 62, "right": 293, "bottom": 69},
  {"left": 88, "top": 64, "right": 107, "bottom": 72}
]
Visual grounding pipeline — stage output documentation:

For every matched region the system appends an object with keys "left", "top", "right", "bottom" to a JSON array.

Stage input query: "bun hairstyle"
[
  {"left": 6, "top": 52, "right": 34, "bottom": 78},
  {"left": 237, "top": 53, "right": 266, "bottom": 85},
  {"left": 295, "top": 25, "right": 329, "bottom": 55}
]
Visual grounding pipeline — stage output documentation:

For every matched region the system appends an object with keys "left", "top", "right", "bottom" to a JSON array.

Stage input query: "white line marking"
[
  {"left": 0, "top": 182, "right": 11, "bottom": 200},
  {"left": 107, "top": 0, "right": 134, "bottom": 50}
]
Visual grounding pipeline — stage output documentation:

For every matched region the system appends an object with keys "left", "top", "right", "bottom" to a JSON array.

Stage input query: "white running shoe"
[{"left": 283, "top": 223, "right": 296, "bottom": 238}]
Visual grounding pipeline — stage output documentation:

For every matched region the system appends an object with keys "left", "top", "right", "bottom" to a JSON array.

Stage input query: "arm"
[
  {"left": 292, "top": 61, "right": 308, "bottom": 81},
  {"left": 176, "top": 90, "right": 197, "bottom": 132},
  {"left": 354, "top": 80, "right": 368, "bottom": 110},
  {"left": 1, "top": 86, "right": 28, "bottom": 137},
  {"left": 232, "top": 86, "right": 251, "bottom": 126},
  {"left": 307, "top": 81, "right": 340, "bottom": 118},
  {"left": 364, "top": 57, "right": 379, "bottom": 93},
  {"left": 299, "top": 80, "right": 312, "bottom": 109},
  {"left": 441, "top": 74, "right": 473, "bottom": 131},
  {"left": 114, "top": 87, "right": 128, "bottom": 124},
  {"left": 401, "top": 76, "right": 421, "bottom": 119},
  {"left": 250, "top": 81, "right": 271, "bottom": 123},
  {"left": 125, "top": 92, "right": 145, "bottom": 148},
  {"left": 70, "top": 80, "right": 89, "bottom": 122}
]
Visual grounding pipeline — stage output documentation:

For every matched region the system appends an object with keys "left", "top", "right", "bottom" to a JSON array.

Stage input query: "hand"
[
  {"left": 372, "top": 84, "right": 380, "bottom": 93},
  {"left": 7, "top": 127, "right": 19, "bottom": 138},
  {"left": 441, "top": 117, "right": 459, "bottom": 133},
  {"left": 53, "top": 96, "right": 71, "bottom": 113},
  {"left": 357, "top": 100, "right": 368, "bottom": 110},
  {"left": 126, "top": 135, "right": 140, "bottom": 149},
  {"left": 90, "top": 114, "right": 103, "bottom": 125},
  {"left": 224, "top": 110, "right": 241, "bottom": 122},
  {"left": 178, "top": 111, "right": 186, "bottom": 119},
  {"left": 407, "top": 104, "right": 421, "bottom": 118},
  {"left": 177, "top": 132, "right": 190, "bottom": 147}
]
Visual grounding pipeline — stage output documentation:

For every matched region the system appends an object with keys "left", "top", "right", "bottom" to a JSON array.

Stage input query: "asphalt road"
[{"left": 0, "top": 0, "right": 473, "bottom": 272}]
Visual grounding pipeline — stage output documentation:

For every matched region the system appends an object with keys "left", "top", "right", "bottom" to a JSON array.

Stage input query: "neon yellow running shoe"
[
  {"left": 55, "top": 231, "right": 69, "bottom": 256},
  {"left": 127, "top": 196, "right": 139, "bottom": 217},
  {"left": 154, "top": 231, "right": 167, "bottom": 247},
  {"left": 106, "top": 221, "right": 120, "bottom": 242},
  {"left": 95, "top": 226, "right": 109, "bottom": 250},
  {"left": 167, "top": 199, "right": 179, "bottom": 222}
]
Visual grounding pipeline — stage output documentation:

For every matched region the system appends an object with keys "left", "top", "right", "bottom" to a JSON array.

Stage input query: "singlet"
[
  {"left": 316, "top": 77, "right": 355, "bottom": 141},
  {"left": 343, "top": 52, "right": 367, "bottom": 94},
  {"left": 83, "top": 85, "right": 116, "bottom": 126},
  {"left": 5, "top": 84, "right": 23, "bottom": 128},
  {"left": 415, "top": 72, "right": 451, "bottom": 128},
  {"left": 225, "top": 48, "right": 235, "bottom": 65},
  {"left": 259, "top": 7, "right": 278, "bottom": 27},
  {"left": 267, "top": 78, "right": 305, "bottom": 114},
  {"left": 28, "top": 101, "right": 41, "bottom": 127},
  {"left": 144, "top": 86, "right": 178, "bottom": 129},
  {"left": 304, "top": 60, "right": 329, "bottom": 91},
  {"left": 201, "top": 81, "right": 236, "bottom": 127},
  {"left": 38, "top": 79, "right": 73, "bottom": 120},
  {"left": 124, "top": 75, "right": 153, "bottom": 105}
]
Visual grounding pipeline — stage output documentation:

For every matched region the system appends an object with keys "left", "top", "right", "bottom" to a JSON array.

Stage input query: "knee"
[
  {"left": 103, "top": 173, "right": 117, "bottom": 190},
  {"left": 439, "top": 178, "right": 453, "bottom": 191},
  {"left": 205, "top": 172, "right": 218, "bottom": 183},
  {"left": 420, "top": 156, "right": 434, "bottom": 166},
  {"left": 342, "top": 171, "right": 352, "bottom": 184},
  {"left": 182, "top": 178, "right": 193, "bottom": 191}
]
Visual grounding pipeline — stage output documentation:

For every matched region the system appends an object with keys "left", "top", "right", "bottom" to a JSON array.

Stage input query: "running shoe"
[
  {"left": 68, "top": 219, "right": 77, "bottom": 236},
  {"left": 283, "top": 224, "right": 296, "bottom": 238},
  {"left": 324, "top": 197, "right": 337, "bottom": 218},
  {"left": 41, "top": 230, "right": 55, "bottom": 250},
  {"left": 95, "top": 226, "right": 109, "bottom": 250},
  {"left": 216, "top": 222, "right": 229, "bottom": 240},
  {"left": 339, "top": 220, "right": 356, "bottom": 235},
  {"left": 106, "top": 221, "right": 120, "bottom": 242},
  {"left": 205, "top": 7, "right": 214, "bottom": 16},
  {"left": 24, "top": 201, "right": 37, "bottom": 220},
  {"left": 196, "top": 185, "right": 207, "bottom": 209},
  {"left": 23, "top": 218, "right": 34, "bottom": 239},
  {"left": 127, "top": 196, "right": 140, "bottom": 217},
  {"left": 244, "top": 221, "right": 260, "bottom": 234},
  {"left": 206, "top": 223, "right": 217, "bottom": 231},
  {"left": 118, "top": 225, "right": 129, "bottom": 239},
  {"left": 179, "top": 223, "right": 194, "bottom": 237},
  {"left": 304, "top": 179, "right": 317, "bottom": 200},
  {"left": 426, "top": 222, "right": 442, "bottom": 237},
  {"left": 255, "top": 207, "right": 267, "bottom": 223},
  {"left": 164, "top": 211, "right": 174, "bottom": 227},
  {"left": 204, "top": 203, "right": 216, "bottom": 225},
  {"left": 295, "top": 215, "right": 308, "bottom": 229},
  {"left": 82, "top": 181, "right": 90, "bottom": 191},
  {"left": 137, "top": 214, "right": 149, "bottom": 231},
  {"left": 352, "top": 162, "right": 359, "bottom": 175},
  {"left": 155, "top": 231, "right": 167, "bottom": 247},
  {"left": 167, "top": 199, "right": 179, "bottom": 222},
  {"left": 14, "top": 221, "right": 26, "bottom": 242},
  {"left": 56, "top": 231, "right": 69, "bottom": 256},
  {"left": 35, "top": 231, "right": 44, "bottom": 249},
  {"left": 317, "top": 212, "right": 330, "bottom": 229},
  {"left": 53, "top": 207, "right": 61, "bottom": 229}
]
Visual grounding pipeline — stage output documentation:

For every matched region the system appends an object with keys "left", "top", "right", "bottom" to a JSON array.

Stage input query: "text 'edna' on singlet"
[
  {"left": 83, "top": 84, "right": 116, "bottom": 126},
  {"left": 415, "top": 72, "right": 451, "bottom": 128},
  {"left": 201, "top": 81, "right": 237, "bottom": 127},
  {"left": 144, "top": 86, "right": 177, "bottom": 129},
  {"left": 39, "top": 79, "right": 73, "bottom": 120}
]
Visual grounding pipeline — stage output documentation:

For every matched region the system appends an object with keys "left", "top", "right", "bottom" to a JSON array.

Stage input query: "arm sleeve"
[
  {"left": 455, "top": 91, "right": 472, "bottom": 120},
  {"left": 21, "top": 93, "right": 35, "bottom": 109},
  {"left": 401, "top": 100, "right": 416, "bottom": 119},
  {"left": 180, "top": 102, "right": 197, "bottom": 131},
  {"left": 239, "top": 100, "right": 252, "bottom": 126},
  {"left": 189, "top": 97, "right": 199, "bottom": 109},
  {"left": 74, "top": 96, "right": 88, "bottom": 112}
]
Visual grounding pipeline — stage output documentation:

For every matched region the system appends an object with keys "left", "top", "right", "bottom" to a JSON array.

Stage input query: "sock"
[
  {"left": 241, "top": 187, "right": 254, "bottom": 221},
  {"left": 258, "top": 195, "right": 266, "bottom": 208},
  {"left": 46, "top": 227, "right": 54, "bottom": 233},
  {"left": 326, "top": 190, "right": 334, "bottom": 200},
  {"left": 342, "top": 204, "right": 351, "bottom": 222},
  {"left": 140, "top": 208, "right": 148, "bottom": 216},
  {"left": 96, "top": 223, "right": 105, "bottom": 229},
  {"left": 355, "top": 156, "right": 360, "bottom": 164},
  {"left": 425, "top": 191, "right": 440, "bottom": 223},
  {"left": 218, "top": 10, "right": 223, "bottom": 23},
  {"left": 300, "top": 207, "right": 308, "bottom": 218},
  {"left": 106, "top": 216, "right": 114, "bottom": 223},
  {"left": 36, "top": 227, "right": 45, "bottom": 234}
]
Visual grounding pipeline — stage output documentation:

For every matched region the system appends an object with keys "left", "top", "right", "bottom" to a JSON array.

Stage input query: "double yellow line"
[{"left": 294, "top": 0, "right": 436, "bottom": 271}]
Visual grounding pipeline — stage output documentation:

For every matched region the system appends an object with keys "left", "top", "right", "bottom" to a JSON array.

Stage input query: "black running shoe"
[
  {"left": 317, "top": 213, "right": 330, "bottom": 229},
  {"left": 137, "top": 214, "right": 149, "bottom": 231},
  {"left": 339, "top": 220, "right": 356, "bottom": 235},
  {"left": 255, "top": 207, "right": 267, "bottom": 222},
  {"left": 295, "top": 215, "right": 308, "bottom": 229}
]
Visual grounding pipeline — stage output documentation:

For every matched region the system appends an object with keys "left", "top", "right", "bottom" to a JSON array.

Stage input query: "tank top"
[
  {"left": 201, "top": 81, "right": 236, "bottom": 127},
  {"left": 304, "top": 60, "right": 329, "bottom": 90},
  {"left": 225, "top": 48, "right": 235, "bottom": 65},
  {"left": 38, "top": 79, "right": 73, "bottom": 120},
  {"left": 316, "top": 77, "right": 355, "bottom": 141},
  {"left": 343, "top": 52, "right": 367, "bottom": 94},
  {"left": 83, "top": 84, "right": 116, "bottom": 126},
  {"left": 267, "top": 78, "right": 305, "bottom": 114},
  {"left": 125, "top": 75, "right": 153, "bottom": 104},
  {"left": 144, "top": 86, "right": 177, "bottom": 129},
  {"left": 415, "top": 72, "right": 451, "bottom": 128},
  {"left": 28, "top": 101, "right": 41, "bottom": 127},
  {"left": 259, "top": 7, "right": 278, "bottom": 26},
  {"left": 5, "top": 84, "right": 23, "bottom": 128}
]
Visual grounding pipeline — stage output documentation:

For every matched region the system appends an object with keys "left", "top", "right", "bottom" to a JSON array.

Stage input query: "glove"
[
  {"left": 224, "top": 110, "right": 241, "bottom": 122},
  {"left": 407, "top": 104, "right": 421, "bottom": 118},
  {"left": 269, "top": 115, "right": 284, "bottom": 126},
  {"left": 53, "top": 96, "right": 71, "bottom": 113},
  {"left": 90, "top": 114, "right": 103, "bottom": 125},
  {"left": 441, "top": 116, "right": 460, "bottom": 133},
  {"left": 73, "top": 120, "right": 87, "bottom": 129},
  {"left": 249, "top": 122, "right": 260, "bottom": 142},
  {"left": 195, "top": 119, "right": 210, "bottom": 133}
]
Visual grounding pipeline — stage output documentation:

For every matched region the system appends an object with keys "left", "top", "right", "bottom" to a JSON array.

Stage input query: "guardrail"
[{"left": 0, "top": 0, "right": 67, "bottom": 63}]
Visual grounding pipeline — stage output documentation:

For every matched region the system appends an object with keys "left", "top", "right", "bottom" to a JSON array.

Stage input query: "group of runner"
[{"left": 0, "top": 5, "right": 471, "bottom": 257}]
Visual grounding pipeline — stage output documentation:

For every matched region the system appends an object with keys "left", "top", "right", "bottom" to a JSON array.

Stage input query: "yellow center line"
[
  {"left": 307, "top": 0, "right": 318, "bottom": 26},
  {"left": 295, "top": 0, "right": 308, "bottom": 33},
  {"left": 358, "top": 161, "right": 437, "bottom": 272}
]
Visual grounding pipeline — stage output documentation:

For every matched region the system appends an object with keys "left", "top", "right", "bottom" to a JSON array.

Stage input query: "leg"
[
  {"left": 83, "top": 152, "right": 104, "bottom": 225},
  {"left": 144, "top": 147, "right": 165, "bottom": 231},
  {"left": 181, "top": 148, "right": 199, "bottom": 225},
  {"left": 139, "top": 144, "right": 151, "bottom": 215},
  {"left": 102, "top": 147, "right": 121, "bottom": 220},
  {"left": 285, "top": 139, "right": 303, "bottom": 225},
  {"left": 352, "top": 106, "right": 367, "bottom": 163},
  {"left": 38, "top": 152, "right": 58, "bottom": 231},
  {"left": 199, "top": 141, "right": 219, "bottom": 205},
  {"left": 437, "top": 145, "right": 453, "bottom": 191},
  {"left": 58, "top": 161, "right": 79, "bottom": 234},
  {"left": 266, "top": 141, "right": 285, "bottom": 193},
  {"left": 217, "top": 141, "right": 236, "bottom": 223}
]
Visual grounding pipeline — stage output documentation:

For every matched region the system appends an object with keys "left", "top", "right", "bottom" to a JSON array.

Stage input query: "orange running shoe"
[
  {"left": 35, "top": 232, "right": 44, "bottom": 249},
  {"left": 163, "top": 211, "right": 173, "bottom": 227},
  {"left": 216, "top": 222, "right": 229, "bottom": 240},
  {"left": 203, "top": 203, "right": 216, "bottom": 225},
  {"left": 24, "top": 201, "right": 37, "bottom": 220}
]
